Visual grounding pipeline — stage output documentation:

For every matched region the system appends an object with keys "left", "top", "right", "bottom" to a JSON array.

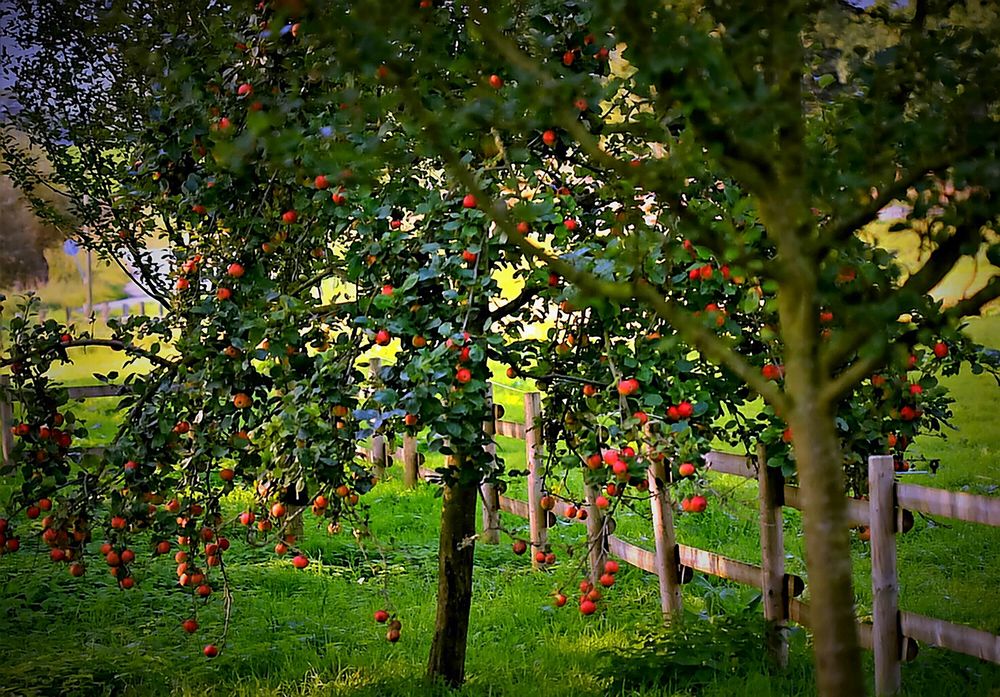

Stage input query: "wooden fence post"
[
  {"left": 758, "top": 443, "right": 789, "bottom": 668},
  {"left": 524, "top": 392, "right": 548, "bottom": 569},
  {"left": 870, "top": 454, "right": 901, "bottom": 695},
  {"left": 585, "top": 483, "right": 607, "bottom": 584},
  {"left": 0, "top": 376, "right": 13, "bottom": 468},
  {"left": 102, "top": 303, "right": 110, "bottom": 324},
  {"left": 139, "top": 301, "right": 146, "bottom": 316},
  {"left": 479, "top": 387, "right": 500, "bottom": 544},
  {"left": 403, "top": 434, "right": 419, "bottom": 488},
  {"left": 369, "top": 358, "right": 386, "bottom": 480},
  {"left": 648, "top": 455, "right": 684, "bottom": 619}
]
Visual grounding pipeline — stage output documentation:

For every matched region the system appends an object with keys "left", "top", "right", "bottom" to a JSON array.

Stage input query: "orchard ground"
[{"left": 0, "top": 312, "right": 998, "bottom": 696}]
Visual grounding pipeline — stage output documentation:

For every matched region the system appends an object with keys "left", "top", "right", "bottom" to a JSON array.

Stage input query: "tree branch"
[
  {"left": 488, "top": 283, "right": 543, "bottom": 321},
  {"left": 820, "top": 215, "right": 989, "bottom": 373},
  {"left": 390, "top": 81, "right": 788, "bottom": 413},
  {"left": 944, "top": 275, "right": 1000, "bottom": 320},
  {"left": 824, "top": 150, "right": 981, "bottom": 246},
  {"left": 822, "top": 275, "right": 1000, "bottom": 404}
]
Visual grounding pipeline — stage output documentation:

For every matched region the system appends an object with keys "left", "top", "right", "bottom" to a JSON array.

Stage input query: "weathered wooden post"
[
  {"left": 369, "top": 358, "right": 387, "bottom": 480},
  {"left": 403, "top": 434, "right": 419, "bottom": 488},
  {"left": 647, "top": 454, "right": 684, "bottom": 619},
  {"left": 584, "top": 483, "right": 607, "bottom": 584},
  {"left": 524, "top": 391, "right": 548, "bottom": 569},
  {"left": 0, "top": 376, "right": 13, "bottom": 468},
  {"left": 870, "top": 454, "right": 901, "bottom": 695},
  {"left": 479, "top": 387, "right": 500, "bottom": 544},
  {"left": 758, "top": 443, "right": 789, "bottom": 668}
]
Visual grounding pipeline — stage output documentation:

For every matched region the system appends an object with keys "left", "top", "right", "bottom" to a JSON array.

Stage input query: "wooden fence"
[
  {"left": 387, "top": 388, "right": 1000, "bottom": 696},
  {"left": 31, "top": 298, "right": 165, "bottom": 326},
  {"left": 2, "top": 381, "right": 999, "bottom": 696}
]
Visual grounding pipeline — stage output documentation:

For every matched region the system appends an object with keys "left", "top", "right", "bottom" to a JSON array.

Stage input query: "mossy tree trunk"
[{"left": 778, "top": 245, "right": 865, "bottom": 696}]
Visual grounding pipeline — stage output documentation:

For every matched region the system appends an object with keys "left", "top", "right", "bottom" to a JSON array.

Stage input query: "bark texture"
[
  {"left": 426, "top": 456, "right": 478, "bottom": 687},
  {"left": 782, "top": 282, "right": 866, "bottom": 696}
]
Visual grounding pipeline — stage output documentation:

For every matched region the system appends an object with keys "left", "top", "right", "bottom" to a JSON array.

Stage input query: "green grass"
[
  {"left": 2, "top": 255, "right": 1000, "bottom": 695},
  {"left": 1, "top": 319, "right": 999, "bottom": 696}
]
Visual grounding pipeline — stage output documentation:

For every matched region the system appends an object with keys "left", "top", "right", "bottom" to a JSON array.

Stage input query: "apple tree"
[
  {"left": 314, "top": 2, "right": 1000, "bottom": 694},
  {"left": 4, "top": 1, "right": 1000, "bottom": 695}
]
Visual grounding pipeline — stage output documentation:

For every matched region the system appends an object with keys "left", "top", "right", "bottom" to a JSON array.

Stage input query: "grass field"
[
  {"left": 2, "top": 235, "right": 1000, "bottom": 696},
  {"left": 1, "top": 317, "right": 999, "bottom": 696}
]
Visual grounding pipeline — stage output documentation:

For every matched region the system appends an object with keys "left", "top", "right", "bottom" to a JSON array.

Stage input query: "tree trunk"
[
  {"left": 426, "top": 455, "right": 478, "bottom": 688},
  {"left": 788, "top": 399, "right": 864, "bottom": 695},
  {"left": 782, "top": 297, "right": 866, "bottom": 696}
]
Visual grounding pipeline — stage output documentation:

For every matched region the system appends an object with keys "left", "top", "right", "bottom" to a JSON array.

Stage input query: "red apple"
[
  {"left": 761, "top": 364, "right": 782, "bottom": 381},
  {"left": 616, "top": 378, "right": 639, "bottom": 396},
  {"left": 678, "top": 462, "right": 696, "bottom": 478},
  {"left": 689, "top": 495, "right": 708, "bottom": 513},
  {"left": 292, "top": 554, "right": 308, "bottom": 569},
  {"left": 374, "top": 609, "right": 390, "bottom": 623},
  {"left": 203, "top": 644, "right": 218, "bottom": 658},
  {"left": 542, "top": 129, "right": 557, "bottom": 147},
  {"left": 462, "top": 194, "right": 477, "bottom": 209},
  {"left": 488, "top": 74, "right": 503, "bottom": 89}
]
